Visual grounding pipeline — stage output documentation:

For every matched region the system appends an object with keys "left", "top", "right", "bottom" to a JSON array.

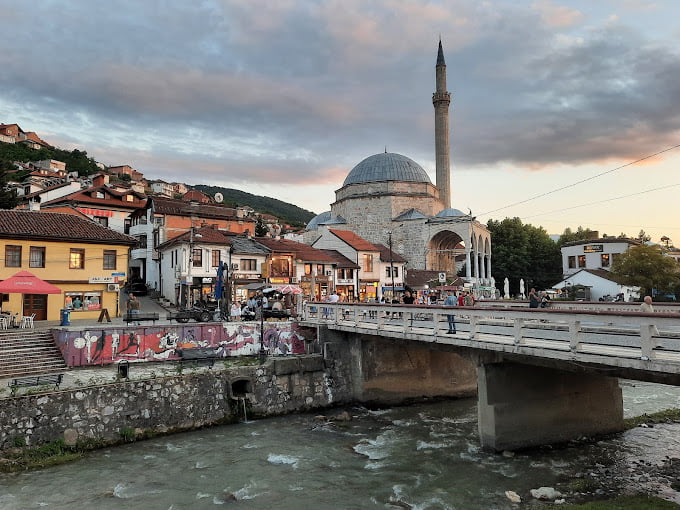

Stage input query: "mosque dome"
[
  {"left": 343, "top": 152, "right": 431, "bottom": 186},
  {"left": 306, "top": 211, "right": 332, "bottom": 230},
  {"left": 435, "top": 208, "right": 468, "bottom": 218}
]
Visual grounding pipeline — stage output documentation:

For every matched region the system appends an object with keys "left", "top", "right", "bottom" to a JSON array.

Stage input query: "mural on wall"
[{"left": 55, "top": 322, "right": 313, "bottom": 367}]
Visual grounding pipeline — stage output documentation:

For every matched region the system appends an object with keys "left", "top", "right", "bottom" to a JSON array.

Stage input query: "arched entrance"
[{"left": 427, "top": 230, "right": 466, "bottom": 274}]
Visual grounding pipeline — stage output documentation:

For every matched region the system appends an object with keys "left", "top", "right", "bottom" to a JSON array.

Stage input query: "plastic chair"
[
  {"left": 0, "top": 316, "right": 7, "bottom": 329},
  {"left": 20, "top": 313, "right": 35, "bottom": 329}
]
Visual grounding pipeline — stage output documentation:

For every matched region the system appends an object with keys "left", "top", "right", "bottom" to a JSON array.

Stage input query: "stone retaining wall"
[{"left": 0, "top": 355, "right": 353, "bottom": 449}]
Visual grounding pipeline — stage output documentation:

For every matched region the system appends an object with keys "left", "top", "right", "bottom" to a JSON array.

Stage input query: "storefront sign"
[
  {"left": 77, "top": 207, "right": 114, "bottom": 217},
  {"left": 584, "top": 244, "right": 603, "bottom": 253},
  {"left": 202, "top": 277, "right": 213, "bottom": 283},
  {"left": 89, "top": 276, "right": 116, "bottom": 284},
  {"left": 337, "top": 279, "right": 353, "bottom": 284},
  {"left": 270, "top": 277, "right": 290, "bottom": 284}
]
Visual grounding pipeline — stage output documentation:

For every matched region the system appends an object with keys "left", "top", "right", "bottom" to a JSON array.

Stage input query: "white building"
[
  {"left": 561, "top": 238, "right": 640, "bottom": 276},
  {"left": 552, "top": 269, "right": 640, "bottom": 302}
]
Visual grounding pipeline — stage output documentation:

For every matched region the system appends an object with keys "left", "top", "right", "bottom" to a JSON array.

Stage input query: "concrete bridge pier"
[{"left": 477, "top": 362, "right": 624, "bottom": 451}]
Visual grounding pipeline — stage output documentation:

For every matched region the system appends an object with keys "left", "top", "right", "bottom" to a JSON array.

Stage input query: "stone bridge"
[{"left": 301, "top": 302, "right": 680, "bottom": 450}]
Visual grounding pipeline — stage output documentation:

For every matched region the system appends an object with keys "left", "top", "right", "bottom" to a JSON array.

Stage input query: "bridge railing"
[{"left": 302, "top": 302, "right": 680, "bottom": 372}]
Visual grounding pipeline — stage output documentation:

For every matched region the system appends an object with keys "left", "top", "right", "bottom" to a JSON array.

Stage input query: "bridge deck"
[{"left": 301, "top": 303, "right": 680, "bottom": 384}]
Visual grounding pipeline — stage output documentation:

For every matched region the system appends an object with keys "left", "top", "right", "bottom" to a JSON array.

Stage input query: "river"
[{"left": 0, "top": 381, "right": 679, "bottom": 509}]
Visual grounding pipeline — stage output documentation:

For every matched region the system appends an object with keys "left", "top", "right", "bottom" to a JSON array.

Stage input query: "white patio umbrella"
[
  {"left": 503, "top": 278, "right": 510, "bottom": 299},
  {"left": 519, "top": 278, "right": 525, "bottom": 299}
]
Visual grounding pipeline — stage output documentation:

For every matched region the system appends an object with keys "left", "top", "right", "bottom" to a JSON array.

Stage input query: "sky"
[{"left": 1, "top": 0, "right": 679, "bottom": 242}]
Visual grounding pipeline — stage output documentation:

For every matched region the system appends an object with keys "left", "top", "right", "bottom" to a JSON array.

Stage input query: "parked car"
[{"left": 128, "top": 282, "right": 148, "bottom": 296}]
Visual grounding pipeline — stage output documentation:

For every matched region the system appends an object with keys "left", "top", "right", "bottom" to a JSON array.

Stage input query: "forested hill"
[
  {"left": 0, "top": 142, "right": 100, "bottom": 176},
  {"left": 193, "top": 184, "right": 317, "bottom": 227}
]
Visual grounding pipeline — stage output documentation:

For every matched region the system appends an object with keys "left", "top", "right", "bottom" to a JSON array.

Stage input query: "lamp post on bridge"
[{"left": 388, "top": 231, "right": 395, "bottom": 303}]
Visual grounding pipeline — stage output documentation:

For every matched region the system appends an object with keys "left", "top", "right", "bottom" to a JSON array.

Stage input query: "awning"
[
  {"left": 382, "top": 286, "right": 405, "bottom": 292},
  {"left": 0, "top": 271, "right": 62, "bottom": 294},
  {"left": 239, "top": 281, "right": 267, "bottom": 290}
]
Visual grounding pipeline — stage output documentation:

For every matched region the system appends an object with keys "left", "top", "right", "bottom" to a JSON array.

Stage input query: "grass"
[
  {"left": 623, "top": 408, "right": 680, "bottom": 429},
  {"left": 559, "top": 495, "right": 680, "bottom": 509}
]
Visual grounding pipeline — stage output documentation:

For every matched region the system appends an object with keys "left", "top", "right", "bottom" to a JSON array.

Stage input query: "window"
[
  {"left": 29, "top": 246, "right": 45, "bottom": 268},
  {"left": 568, "top": 256, "right": 576, "bottom": 269},
  {"left": 601, "top": 254, "right": 610, "bottom": 268},
  {"left": 64, "top": 291, "right": 102, "bottom": 311},
  {"left": 69, "top": 248, "right": 85, "bottom": 269},
  {"left": 362, "top": 254, "right": 373, "bottom": 272},
  {"left": 5, "top": 245, "right": 21, "bottom": 267},
  {"left": 212, "top": 250, "right": 220, "bottom": 267},
  {"left": 240, "top": 259, "right": 257, "bottom": 271},
  {"left": 386, "top": 266, "right": 399, "bottom": 278},
  {"left": 339, "top": 268, "right": 354, "bottom": 279},
  {"left": 103, "top": 250, "right": 117, "bottom": 270},
  {"left": 93, "top": 216, "right": 109, "bottom": 227},
  {"left": 317, "top": 264, "right": 324, "bottom": 275},
  {"left": 577, "top": 255, "right": 586, "bottom": 268},
  {"left": 153, "top": 216, "right": 164, "bottom": 226},
  {"left": 138, "top": 235, "right": 147, "bottom": 248},
  {"left": 270, "top": 257, "right": 291, "bottom": 277},
  {"left": 192, "top": 248, "right": 202, "bottom": 267},
  {"left": 304, "top": 263, "right": 312, "bottom": 275}
]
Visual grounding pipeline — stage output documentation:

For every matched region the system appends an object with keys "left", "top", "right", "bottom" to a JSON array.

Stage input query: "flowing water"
[{"left": 0, "top": 381, "right": 679, "bottom": 510}]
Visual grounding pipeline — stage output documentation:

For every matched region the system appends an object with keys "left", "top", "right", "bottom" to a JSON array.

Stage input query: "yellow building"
[{"left": 0, "top": 209, "right": 137, "bottom": 321}]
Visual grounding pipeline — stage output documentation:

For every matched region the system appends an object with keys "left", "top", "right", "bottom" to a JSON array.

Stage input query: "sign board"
[
  {"left": 202, "top": 277, "right": 213, "bottom": 283},
  {"left": 438, "top": 272, "right": 447, "bottom": 282},
  {"left": 111, "top": 272, "right": 126, "bottom": 277},
  {"left": 89, "top": 276, "right": 116, "bottom": 284},
  {"left": 583, "top": 244, "right": 603, "bottom": 253}
]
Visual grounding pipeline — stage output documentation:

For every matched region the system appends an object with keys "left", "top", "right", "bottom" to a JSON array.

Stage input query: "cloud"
[{"left": 0, "top": 0, "right": 678, "bottom": 189}]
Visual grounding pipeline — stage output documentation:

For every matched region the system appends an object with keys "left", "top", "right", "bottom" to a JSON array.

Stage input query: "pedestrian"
[
  {"left": 528, "top": 288, "right": 539, "bottom": 308},
  {"left": 402, "top": 290, "right": 415, "bottom": 305},
  {"left": 230, "top": 301, "right": 242, "bottom": 321},
  {"left": 444, "top": 291, "right": 457, "bottom": 334},
  {"left": 457, "top": 293, "right": 465, "bottom": 307},
  {"left": 540, "top": 291, "right": 551, "bottom": 308},
  {"left": 463, "top": 292, "right": 474, "bottom": 307},
  {"left": 126, "top": 293, "right": 141, "bottom": 325},
  {"left": 639, "top": 295, "right": 655, "bottom": 312}
]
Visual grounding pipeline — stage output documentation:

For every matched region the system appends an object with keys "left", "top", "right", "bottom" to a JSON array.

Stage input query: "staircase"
[{"left": 0, "top": 329, "right": 67, "bottom": 379}]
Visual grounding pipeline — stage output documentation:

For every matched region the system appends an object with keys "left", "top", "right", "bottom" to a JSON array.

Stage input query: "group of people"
[{"left": 528, "top": 288, "right": 552, "bottom": 309}]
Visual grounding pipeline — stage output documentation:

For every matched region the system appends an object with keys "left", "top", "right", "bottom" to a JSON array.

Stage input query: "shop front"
[
  {"left": 359, "top": 280, "right": 379, "bottom": 302},
  {"left": 299, "top": 275, "right": 330, "bottom": 301}
]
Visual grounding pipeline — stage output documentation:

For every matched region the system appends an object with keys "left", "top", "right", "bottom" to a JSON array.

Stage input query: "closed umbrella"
[
  {"left": 503, "top": 278, "right": 510, "bottom": 299},
  {"left": 519, "top": 279, "right": 525, "bottom": 299}
]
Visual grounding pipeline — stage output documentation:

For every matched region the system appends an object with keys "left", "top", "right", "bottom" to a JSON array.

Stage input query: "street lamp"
[
  {"left": 388, "top": 231, "right": 395, "bottom": 302},
  {"left": 258, "top": 291, "right": 266, "bottom": 363}
]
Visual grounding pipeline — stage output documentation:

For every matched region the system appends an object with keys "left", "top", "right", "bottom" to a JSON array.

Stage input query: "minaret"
[{"left": 432, "top": 39, "right": 452, "bottom": 208}]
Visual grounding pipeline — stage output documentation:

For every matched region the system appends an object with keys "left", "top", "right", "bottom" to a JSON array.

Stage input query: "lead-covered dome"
[{"left": 343, "top": 152, "right": 431, "bottom": 186}]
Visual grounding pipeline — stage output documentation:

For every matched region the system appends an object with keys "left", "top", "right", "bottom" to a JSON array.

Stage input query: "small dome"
[
  {"left": 343, "top": 152, "right": 431, "bottom": 186},
  {"left": 436, "top": 208, "right": 468, "bottom": 218},
  {"left": 306, "top": 211, "right": 332, "bottom": 230}
]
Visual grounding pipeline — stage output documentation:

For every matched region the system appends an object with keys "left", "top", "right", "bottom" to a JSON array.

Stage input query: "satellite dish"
[{"left": 214, "top": 192, "right": 223, "bottom": 203}]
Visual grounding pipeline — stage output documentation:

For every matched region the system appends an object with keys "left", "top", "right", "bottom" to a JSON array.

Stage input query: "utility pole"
[{"left": 388, "top": 231, "right": 395, "bottom": 302}]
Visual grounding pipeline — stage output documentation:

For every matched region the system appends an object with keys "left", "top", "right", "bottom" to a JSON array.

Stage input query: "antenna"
[{"left": 214, "top": 192, "right": 223, "bottom": 203}]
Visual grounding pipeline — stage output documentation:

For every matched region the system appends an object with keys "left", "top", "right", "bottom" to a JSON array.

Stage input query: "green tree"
[
  {"left": 557, "top": 226, "right": 599, "bottom": 246},
  {"left": 255, "top": 216, "right": 268, "bottom": 237},
  {"left": 610, "top": 244, "right": 680, "bottom": 297},
  {"left": 0, "top": 171, "right": 19, "bottom": 209},
  {"left": 487, "top": 217, "right": 562, "bottom": 296}
]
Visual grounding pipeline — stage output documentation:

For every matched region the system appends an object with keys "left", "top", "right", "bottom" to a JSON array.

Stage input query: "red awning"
[{"left": 0, "top": 271, "right": 62, "bottom": 294}]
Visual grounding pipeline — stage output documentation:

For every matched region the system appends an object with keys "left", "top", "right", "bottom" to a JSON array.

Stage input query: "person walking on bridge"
[
  {"left": 444, "top": 292, "right": 457, "bottom": 334},
  {"left": 126, "top": 293, "right": 141, "bottom": 325},
  {"left": 639, "top": 295, "right": 655, "bottom": 312}
]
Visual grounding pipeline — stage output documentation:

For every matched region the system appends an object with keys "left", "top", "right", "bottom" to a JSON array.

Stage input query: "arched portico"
[{"left": 426, "top": 230, "right": 465, "bottom": 274}]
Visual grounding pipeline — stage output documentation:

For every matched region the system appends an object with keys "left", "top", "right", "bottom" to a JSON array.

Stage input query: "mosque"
[{"left": 304, "top": 42, "right": 492, "bottom": 286}]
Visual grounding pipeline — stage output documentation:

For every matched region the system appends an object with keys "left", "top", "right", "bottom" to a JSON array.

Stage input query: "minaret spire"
[{"left": 433, "top": 39, "right": 452, "bottom": 208}]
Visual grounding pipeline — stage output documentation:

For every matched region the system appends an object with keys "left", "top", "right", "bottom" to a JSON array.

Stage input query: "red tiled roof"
[
  {"left": 255, "top": 237, "right": 338, "bottom": 263},
  {"left": 41, "top": 185, "right": 147, "bottom": 209},
  {"left": 157, "top": 226, "right": 232, "bottom": 250},
  {"left": 373, "top": 243, "right": 409, "bottom": 263},
  {"left": 149, "top": 196, "right": 248, "bottom": 221},
  {"left": 329, "top": 229, "right": 379, "bottom": 251},
  {"left": 319, "top": 249, "right": 360, "bottom": 268},
  {"left": 0, "top": 210, "right": 137, "bottom": 245}
]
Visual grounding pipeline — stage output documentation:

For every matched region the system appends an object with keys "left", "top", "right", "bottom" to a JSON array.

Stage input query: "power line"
[
  {"left": 521, "top": 183, "right": 680, "bottom": 219},
  {"left": 479, "top": 143, "right": 680, "bottom": 216}
]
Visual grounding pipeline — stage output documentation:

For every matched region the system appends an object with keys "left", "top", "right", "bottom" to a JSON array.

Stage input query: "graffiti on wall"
[{"left": 54, "top": 322, "right": 313, "bottom": 367}]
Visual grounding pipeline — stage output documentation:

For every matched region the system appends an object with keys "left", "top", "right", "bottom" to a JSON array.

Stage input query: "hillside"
[
  {"left": 0, "top": 141, "right": 100, "bottom": 176},
  {"left": 194, "top": 184, "right": 317, "bottom": 227}
]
